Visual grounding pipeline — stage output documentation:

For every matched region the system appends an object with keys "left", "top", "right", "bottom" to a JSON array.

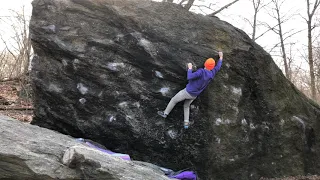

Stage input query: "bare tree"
[
  {"left": 270, "top": 0, "right": 290, "bottom": 79},
  {"left": 252, "top": 0, "right": 261, "bottom": 40},
  {"left": 287, "top": 43, "right": 297, "bottom": 80},
  {"left": 261, "top": 0, "right": 302, "bottom": 80},
  {"left": 304, "top": 0, "right": 320, "bottom": 99},
  {"left": 248, "top": 0, "right": 271, "bottom": 41},
  {"left": 0, "top": 48, "right": 7, "bottom": 79},
  {"left": 313, "top": 41, "right": 320, "bottom": 100},
  {"left": 161, "top": 0, "right": 241, "bottom": 15},
  {"left": 0, "top": 6, "right": 32, "bottom": 81}
]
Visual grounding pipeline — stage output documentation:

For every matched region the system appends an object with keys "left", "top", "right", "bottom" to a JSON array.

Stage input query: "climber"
[{"left": 158, "top": 51, "right": 223, "bottom": 129}]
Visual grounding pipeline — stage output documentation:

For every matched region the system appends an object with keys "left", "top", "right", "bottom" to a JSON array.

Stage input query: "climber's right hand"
[{"left": 218, "top": 52, "right": 223, "bottom": 60}]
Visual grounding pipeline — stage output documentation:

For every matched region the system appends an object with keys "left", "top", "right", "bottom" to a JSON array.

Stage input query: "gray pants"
[{"left": 164, "top": 88, "right": 196, "bottom": 121}]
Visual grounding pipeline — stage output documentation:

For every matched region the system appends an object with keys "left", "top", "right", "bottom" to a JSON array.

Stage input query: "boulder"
[
  {"left": 0, "top": 115, "right": 172, "bottom": 179},
  {"left": 29, "top": 0, "right": 320, "bottom": 179}
]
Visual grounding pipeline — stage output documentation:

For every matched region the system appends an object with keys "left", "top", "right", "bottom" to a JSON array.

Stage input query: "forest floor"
[
  {"left": 260, "top": 175, "right": 320, "bottom": 180},
  {"left": 0, "top": 80, "right": 320, "bottom": 180},
  {"left": 0, "top": 80, "right": 33, "bottom": 122}
]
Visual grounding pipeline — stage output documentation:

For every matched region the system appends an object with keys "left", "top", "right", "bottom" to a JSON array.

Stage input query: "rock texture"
[
  {"left": 62, "top": 145, "right": 173, "bottom": 180},
  {"left": 30, "top": 0, "right": 320, "bottom": 179},
  {"left": 0, "top": 115, "right": 172, "bottom": 179}
]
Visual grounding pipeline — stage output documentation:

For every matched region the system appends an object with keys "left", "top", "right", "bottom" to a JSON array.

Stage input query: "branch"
[
  {"left": 209, "top": 0, "right": 241, "bottom": 16},
  {"left": 312, "top": 31, "right": 320, "bottom": 43},
  {"left": 0, "top": 35, "right": 17, "bottom": 60},
  {"left": 0, "top": 48, "right": 6, "bottom": 60},
  {"left": 299, "top": 13, "right": 308, "bottom": 22},
  {"left": 243, "top": 17, "right": 254, "bottom": 28},
  {"left": 268, "top": 29, "right": 304, "bottom": 53},
  {"left": 311, "top": 23, "right": 318, "bottom": 30},
  {"left": 310, "top": 0, "right": 320, "bottom": 17},
  {"left": 0, "top": 107, "right": 33, "bottom": 111},
  {"left": 192, "top": 4, "right": 215, "bottom": 12},
  {"left": 179, "top": 0, "right": 187, "bottom": 5}
]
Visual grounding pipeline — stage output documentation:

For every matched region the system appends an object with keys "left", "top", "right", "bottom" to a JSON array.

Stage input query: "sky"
[
  {"left": 0, "top": 0, "right": 317, "bottom": 71},
  {"left": 187, "top": 0, "right": 314, "bottom": 71},
  {"left": 0, "top": 0, "right": 32, "bottom": 16},
  {"left": 0, "top": 0, "right": 32, "bottom": 51}
]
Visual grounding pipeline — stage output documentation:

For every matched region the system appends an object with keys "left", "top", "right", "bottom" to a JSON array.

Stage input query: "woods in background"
[
  {"left": 1, "top": 0, "right": 320, "bottom": 103},
  {"left": 0, "top": 6, "right": 32, "bottom": 82},
  {"left": 161, "top": 0, "right": 320, "bottom": 103}
]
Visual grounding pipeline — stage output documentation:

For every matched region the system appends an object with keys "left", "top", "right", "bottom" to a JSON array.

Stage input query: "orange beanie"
[{"left": 204, "top": 58, "right": 215, "bottom": 70}]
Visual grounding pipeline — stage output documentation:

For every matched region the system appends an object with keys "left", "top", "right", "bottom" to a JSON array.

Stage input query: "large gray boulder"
[
  {"left": 30, "top": 0, "right": 320, "bottom": 179},
  {"left": 0, "top": 115, "right": 172, "bottom": 179}
]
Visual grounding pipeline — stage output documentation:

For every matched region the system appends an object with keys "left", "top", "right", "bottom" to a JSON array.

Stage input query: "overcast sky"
[
  {"left": 0, "top": 0, "right": 317, "bottom": 70},
  {"left": 0, "top": 0, "right": 32, "bottom": 51},
  {"left": 188, "top": 0, "right": 314, "bottom": 68},
  {"left": 0, "top": 0, "right": 32, "bottom": 15}
]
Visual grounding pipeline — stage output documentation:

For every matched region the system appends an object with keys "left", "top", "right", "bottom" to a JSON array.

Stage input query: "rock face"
[
  {"left": 30, "top": 0, "right": 320, "bottom": 179},
  {"left": 0, "top": 115, "right": 172, "bottom": 179}
]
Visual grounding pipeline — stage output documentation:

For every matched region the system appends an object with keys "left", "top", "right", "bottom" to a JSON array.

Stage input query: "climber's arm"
[
  {"left": 211, "top": 52, "right": 223, "bottom": 74},
  {"left": 187, "top": 63, "right": 202, "bottom": 80}
]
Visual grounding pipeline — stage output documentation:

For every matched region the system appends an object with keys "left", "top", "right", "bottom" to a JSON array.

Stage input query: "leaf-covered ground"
[{"left": 0, "top": 80, "right": 33, "bottom": 122}]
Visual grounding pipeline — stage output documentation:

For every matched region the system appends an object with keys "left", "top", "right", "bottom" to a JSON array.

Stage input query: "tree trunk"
[
  {"left": 306, "top": 0, "right": 320, "bottom": 100},
  {"left": 308, "top": 20, "right": 316, "bottom": 99},
  {"left": 275, "top": 1, "right": 289, "bottom": 80},
  {"left": 251, "top": 0, "right": 259, "bottom": 41},
  {"left": 184, "top": 0, "right": 195, "bottom": 10},
  {"left": 252, "top": 10, "right": 257, "bottom": 41}
]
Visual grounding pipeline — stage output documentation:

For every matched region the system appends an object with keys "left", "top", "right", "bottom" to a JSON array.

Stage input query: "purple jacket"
[{"left": 186, "top": 59, "right": 222, "bottom": 97}]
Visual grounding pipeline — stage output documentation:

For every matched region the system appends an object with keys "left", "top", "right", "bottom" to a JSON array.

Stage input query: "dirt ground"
[{"left": 0, "top": 80, "right": 33, "bottom": 122}]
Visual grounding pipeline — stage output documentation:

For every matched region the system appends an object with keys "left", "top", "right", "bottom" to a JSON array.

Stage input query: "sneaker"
[
  {"left": 157, "top": 111, "right": 167, "bottom": 118},
  {"left": 184, "top": 120, "right": 190, "bottom": 129}
]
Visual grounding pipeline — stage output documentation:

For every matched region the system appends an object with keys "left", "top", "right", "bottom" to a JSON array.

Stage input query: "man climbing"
[{"left": 158, "top": 51, "right": 223, "bottom": 129}]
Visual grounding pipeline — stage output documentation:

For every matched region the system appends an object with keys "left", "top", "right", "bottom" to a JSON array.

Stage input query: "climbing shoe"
[
  {"left": 184, "top": 120, "right": 189, "bottom": 129},
  {"left": 157, "top": 111, "right": 167, "bottom": 118}
]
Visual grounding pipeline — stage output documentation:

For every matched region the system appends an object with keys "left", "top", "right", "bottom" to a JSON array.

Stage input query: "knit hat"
[{"left": 204, "top": 58, "right": 215, "bottom": 70}]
